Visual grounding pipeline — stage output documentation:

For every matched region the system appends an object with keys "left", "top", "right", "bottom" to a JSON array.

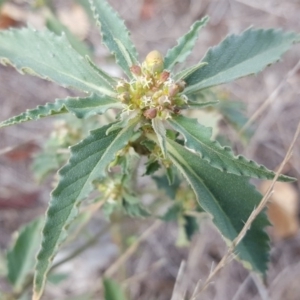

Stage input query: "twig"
[{"left": 191, "top": 121, "right": 300, "bottom": 300}]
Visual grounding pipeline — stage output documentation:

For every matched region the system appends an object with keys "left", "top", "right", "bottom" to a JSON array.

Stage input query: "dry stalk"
[{"left": 191, "top": 121, "right": 300, "bottom": 300}]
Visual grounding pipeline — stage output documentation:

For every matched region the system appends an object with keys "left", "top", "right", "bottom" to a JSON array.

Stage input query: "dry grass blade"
[
  {"left": 171, "top": 260, "right": 186, "bottom": 300},
  {"left": 191, "top": 121, "right": 300, "bottom": 300}
]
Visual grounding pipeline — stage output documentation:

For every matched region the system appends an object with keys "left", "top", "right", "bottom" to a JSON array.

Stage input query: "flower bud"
[
  {"left": 143, "top": 108, "right": 157, "bottom": 119},
  {"left": 118, "top": 92, "right": 130, "bottom": 103},
  {"left": 116, "top": 81, "right": 129, "bottom": 93},
  {"left": 168, "top": 84, "right": 180, "bottom": 97},
  {"left": 144, "top": 50, "right": 164, "bottom": 73},
  {"left": 176, "top": 80, "right": 186, "bottom": 92},
  {"left": 130, "top": 65, "right": 142, "bottom": 76},
  {"left": 158, "top": 95, "right": 171, "bottom": 107},
  {"left": 159, "top": 71, "right": 170, "bottom": 82}
]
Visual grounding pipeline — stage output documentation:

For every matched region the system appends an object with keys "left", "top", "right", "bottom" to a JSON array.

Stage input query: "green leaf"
[
  {"left": 174, "top": 61, "right": 207, "bottom": 81},
  {"left": 167, "top": 139, "right": 270, "bottom": 275},
  {"left": 65, "top": 93, "right": 122, "bottom": 119},
  {"left": 186, "top": 99, "right": 219, "bottom": 109},
  {"left": 0, "top": 94, "right": 122, "bottom": 128},
  {"left": 152, "top": 118, "right": 167, "bottom": 157},
  {"left": 184, "top": 215, "right": 199, "bottom": 240},
  {"left": 46, "top": 13, "right": 92, "bottom": 58},
  {"left": 85, "top": 55, "right": 118, "bottom": 88},
  {"left": 90, "top": 0, "right": 138, "bottom": 78},
  {"left": 103, "top": 277, "right": 127, "bottom": 300},
  {"left": 0, "top": 99, "right": 67, "bottom": 128},
  {"left": 33, "top": 120, "right": 138, "bottom": 300},
  {"left": 123, "top": 198, "right": 150, "bottom": 218},
  {"left": 185, "top": 28, "right": 300, "bottom": 94},
  {"left": 144, "top": 160, "right": 161, "bottom": 176},
  {"left": 169, "top": 115, "right": 294, "bottom": 182},
  {"left": 0, "top": 27, "right": 116, "bottom": 96},
  {"left": 7, "top": 218, "right": 44, "bottom": 293},
  {"left": 164, "top": 17, "right": 209, "bottom": 70}
]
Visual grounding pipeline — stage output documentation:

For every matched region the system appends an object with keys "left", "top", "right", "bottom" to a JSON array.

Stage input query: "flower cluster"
[{"left": 116, "top": 50, "right": 187, "bottom": 120}]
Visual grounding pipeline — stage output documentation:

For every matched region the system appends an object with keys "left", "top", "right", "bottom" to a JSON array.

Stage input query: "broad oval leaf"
[
  {"left": 164, "top": 16, "right": 209, "bottom": 70},
  {"left": 90, "top": 0, "right": 138, "bottom": 78},
  {"left": 33, "top": 120, "right": 138, "bottom": 300},
  {"left": 7, "top": 218, "right": 44, "bottom": 293},
  {"left": 0, "top": 27, "right": 116, "bottom": 96},
  {"left": 185, "top": 28, "right": 300, "bottom": 94},
  {"left": 168, "top": 115, "right": 294, "bottom": 182},
  {"left": 167, "top": 139, "right": 270, "bottom": 275}
]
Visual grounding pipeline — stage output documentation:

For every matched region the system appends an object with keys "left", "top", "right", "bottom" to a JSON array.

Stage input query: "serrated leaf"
[
  {"left": 103, "top": 277, "right": 127, "bottom": 300},
  {"left": 0, "top": 94, "right": 121, "bottom": 127},
  {"left": 174, "top": 61, "right": 207, "bottom": 81},
  {"left": 85, "top": 55, "right": 118, "bottom": 88},
  {"left": 164, "top": 17, "right": 209, "bottom": 70},
  {"left": 152, "top": 118, "right": 167, "bottom": 158},
  {"left": 33, "top": 120, "right": 138, "bottom": 300},
  {"left": 169, "top": 115, "right": 294, "bottom": 182},
  {"left": 144, "top": 160, "right": 160, "bottom": 176},
  {"left": 90, "top": 0, "right": 138, "bottom": 78},
  {"left": 185, "top": 28, "right": 300, "bottom": 94},
  {"left": 0, "top": 27, "right": 115, "bottom": 96},
  {"left": 167, "top": 139, "right": 270, "bottom": 275},
  {"left": 7, "top": 218, "right": 44, "bottom": 293},
  {"left": 46, "top": 13, "right": 92, "bottom": 58},
  {"left": 186, "top": 99, "right": 219, "bottom": 109},
  {"left": 0, "top": 99, "right": 68, "bottom": 128},
  {"left": 65, "top": 93, "right": 122, "bottom": 119},
  {"left": 123, "top": 199, "right": 150, "bottom": 218}
]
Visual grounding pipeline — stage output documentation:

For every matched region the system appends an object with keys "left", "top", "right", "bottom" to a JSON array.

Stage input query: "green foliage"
[
  {"left": 6, "top": 218, "right": 44, "bottom": 293},
  {"left": 164, "top": 16, "right": 209, "bottom": 70},
  {"left": 185, "top": 28, "right": 300, "bottom": 94},
  {"left": 167, "top": 139, "right": 270, "bottom": 274},
  {"left": 0, "top": 0, "right": 298, "bottom": 298},
  {"left": 0, "top": 27, "right": 115, "bottom": 96},
  {"left": 103, "top": 277, "right": 127, "bottom": 300},
  {"left": 90, "top": 0, "right": 138, "bottom": 77},
  {"left": 33, "top": 120, "right": 138, "bottom": 299},
  {"left": 168, "top": 115, "right": 294, "bottom": 181}
]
